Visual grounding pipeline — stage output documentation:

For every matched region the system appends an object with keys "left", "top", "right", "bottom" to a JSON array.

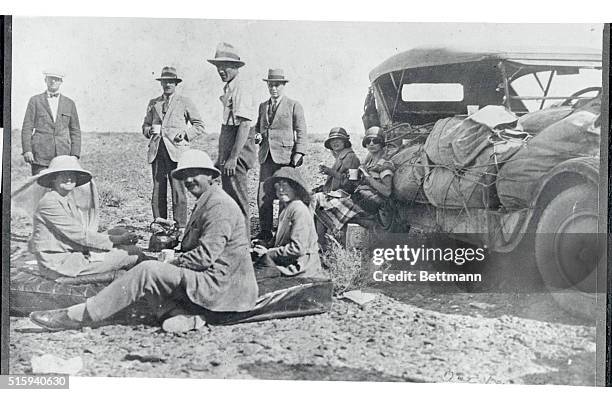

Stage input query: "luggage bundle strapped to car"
[
  {"left": 417, "top": 106, "right": 527, "bottom": 209},
  {"left": 497, "top": 105, "right": 601, "bottom": 209}
]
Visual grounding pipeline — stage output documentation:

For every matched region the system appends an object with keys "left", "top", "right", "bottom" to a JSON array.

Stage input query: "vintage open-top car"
[{"left": 361, "top": 47, "right": 604, "bottom": 316}]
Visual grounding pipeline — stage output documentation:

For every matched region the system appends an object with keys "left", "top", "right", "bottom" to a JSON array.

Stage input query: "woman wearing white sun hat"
[{"left": 14, "top": 155, "right": 145, "bottom": 278}]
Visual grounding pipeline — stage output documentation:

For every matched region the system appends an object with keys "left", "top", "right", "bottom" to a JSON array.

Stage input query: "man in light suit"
[
  {"left": 253, "top": 69, "right": 307, "bottom": 243},
  {"left": 142, "top": 66, "right": 205, "bottom": 231},
  {"left": 21, "top": 71, "right": 81, "bottom": 175}
]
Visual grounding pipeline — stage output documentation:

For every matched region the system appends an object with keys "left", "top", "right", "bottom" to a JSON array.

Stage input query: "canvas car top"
[
  {"left": 368, "top": 46, "right": 602, "bottom": 83},
  {"left": 366, "top": 46, "right": 602, "bottom": 127}
]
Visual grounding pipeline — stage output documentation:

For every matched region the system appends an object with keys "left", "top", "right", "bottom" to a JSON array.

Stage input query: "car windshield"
[{"left": 509, "top": 68, "right": 601, "bottom": 111}]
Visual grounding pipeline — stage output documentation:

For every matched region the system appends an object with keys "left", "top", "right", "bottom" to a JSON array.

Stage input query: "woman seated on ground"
[
  {"left": 312, "top": 127, "right": 361, "bottom": 196},
  {"left": 251, "top": 167, "right": 326, "bottom": 278},
  {"left": 24, "top": 155, "right": 145, "bottom": 278},
  {"left": 314, "top": 126, "right": 394, "bottom": 245}
]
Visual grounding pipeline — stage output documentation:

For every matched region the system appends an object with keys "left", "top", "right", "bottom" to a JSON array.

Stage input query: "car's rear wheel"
[{"left": 534, "top": 183, "right": 603, "bottom": 319}]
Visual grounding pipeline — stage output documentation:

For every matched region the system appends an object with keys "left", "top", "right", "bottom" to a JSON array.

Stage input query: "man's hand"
[
  {"left": 174, "top": 130, "right": 187, "bottom": 143},
  {"left": 252, "top": 244, "right": 268, "bottom": 258},
  {"left": 143, "top": 126, "right": 152, "bottom": 139},
  {"left": 23, "top": 152, "right": 34, "bottom": 164},
  {"left": 223, "top": 156, "right": 238, "bottom": 177},
  {"left": 290, "top": 152, "right": 304, "bottom": 167}
]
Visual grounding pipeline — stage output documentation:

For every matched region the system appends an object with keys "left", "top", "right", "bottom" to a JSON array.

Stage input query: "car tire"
[{"left": 534, "top": 183, "right": 603, "bottom": 319}]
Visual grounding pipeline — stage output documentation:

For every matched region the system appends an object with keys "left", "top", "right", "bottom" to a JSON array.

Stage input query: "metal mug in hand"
[
  {"left": 151, "top": 124, "right": 162, "bottom": 135},
  {"left": 348, "top": 168, "right": 360, "bottom": 181}
]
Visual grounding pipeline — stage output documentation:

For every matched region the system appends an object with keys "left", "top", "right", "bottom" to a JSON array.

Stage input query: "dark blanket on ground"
[{"left": 10, "top": 265, "right": 333, "bottom": 325}]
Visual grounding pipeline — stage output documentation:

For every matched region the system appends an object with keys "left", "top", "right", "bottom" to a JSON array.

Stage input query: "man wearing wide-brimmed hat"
[
  {"left": 29, "top": 149, "right": 258, "bottom": 333},
  {"left": 207, "top": 43, "right": 258, "bottom": 239},
  {"left": 21, "top": 70, "right": 81, "bottom": 175},
  {"left": 142, "top": 66, "right": 206, "bottom": 234},
  {"left": 253, "top": 68, "right": 307, "bottom": 244}
]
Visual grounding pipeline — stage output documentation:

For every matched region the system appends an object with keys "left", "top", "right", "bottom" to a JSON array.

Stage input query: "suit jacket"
[
  {"left": 142, "top": 94, "right": 205, "bottom": 164},
  {"left": 254, "top": 96, "right": 306, "bottom": 165},
  {"left": 21, "top": 92, "right": 81, "bottom": 166},
  {"left": 176, "top": 185, "right": 258, "bottom": 312},
  {"left": 267, "top": 200, "right": 324, "bottom": 278},
  {"left": 29, "top": 190, "right": 114, "bottom": 277}
]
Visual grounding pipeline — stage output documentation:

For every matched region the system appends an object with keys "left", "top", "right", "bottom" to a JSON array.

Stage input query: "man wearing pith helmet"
[
  {"left": 253, "top": 68, "right": 307, "bottom": 244},
  {"left": 207, "top": 42, "right": 258, "bottom": 239},
  {"left": 21, "top": 70, "right": 81, "bottom": 175},
  {"left": 142, "top": 66, "right": 206, "bottom": 234},
  {"left": 29, "top": 149, "right": 258, "bottom": 333}
]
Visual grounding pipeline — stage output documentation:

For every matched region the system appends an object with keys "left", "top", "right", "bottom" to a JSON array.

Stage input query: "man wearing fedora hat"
[
  {"left": 253, "top": 68, "right": 307, "bottom": 244},
  {"left": 142, "top": 66, "right": 205, "bottom": 233},
  {"left": 21, "top": 70, "right": 81, "bottom": 175},
  {"left": 207, "top": 43, "right": 258, "bottom": 239},
  {"left": 29, "top": 149, "right": 258, "bottom": 332}
]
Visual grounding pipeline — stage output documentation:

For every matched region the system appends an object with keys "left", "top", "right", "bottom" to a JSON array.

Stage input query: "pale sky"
[{"left": 10, "top": 18, "right": 603, "bottom": 136}]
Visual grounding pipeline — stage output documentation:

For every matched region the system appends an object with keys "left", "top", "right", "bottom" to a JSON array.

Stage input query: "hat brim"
[
  {"left": 171, "top": 166, "right": 221, "bottom": 180},
  {"left": 324, "top": 137, "right": 351, "bottom": 150},
  {"left": 263, "top": 176, "right": 310, "bottom": 201},
  {"left": 36, "top": 169, "right": 92, "bottom": 189},
  {"left": 207, "top": 58, "right": 246, "bottom": 68},
  {"left": 156, "top": 77, "right": 183, "bottom": 83},
  {"left": 263, "top": 78, "right": 289, "bottom": 83}
]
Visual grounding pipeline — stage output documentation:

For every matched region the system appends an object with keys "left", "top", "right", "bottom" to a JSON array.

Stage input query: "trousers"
[
  {"left": 218, "top": 125, "right": 252, "bottom": 239},
  {"left": 31, "top": 163, "right": 47, "bottom": 175},
  {"left": 86, "top": 260, "right": 204, "bottom": 322},
  {"left": 151, "top": 139, "right": 187, "bottom": 227}
]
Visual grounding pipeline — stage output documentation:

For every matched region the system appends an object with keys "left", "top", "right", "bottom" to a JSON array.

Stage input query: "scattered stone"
[
  {"left": 469, "top": 302, "right": 495, "bottom": 310},
  {"left": 124, "top": 353, "right": 167, "bottom": 363},
  {"left": 341, "top": 290, "right": 377, "bottom": 306},
  {"left": 31, "top": 354, "right": 83, "bottom": 375}
]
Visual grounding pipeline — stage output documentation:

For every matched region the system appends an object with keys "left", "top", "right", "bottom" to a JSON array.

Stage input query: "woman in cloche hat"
[
  {"left": 14, "top": 155, "right": 146, "bottom": 278},
  {"left": 251, "top": 167, "right": 326, "bottom": 279},
  {"left": 314, "top": 126, "right": 395, "bottom": 246},
  {"left": 314, "top": 126, "right": 361, "bottom": 195}
]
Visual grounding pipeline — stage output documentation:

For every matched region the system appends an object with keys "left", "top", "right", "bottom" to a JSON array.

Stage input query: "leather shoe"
[{"left": 30, "top": 309, "right": 84, "bottom": 331}]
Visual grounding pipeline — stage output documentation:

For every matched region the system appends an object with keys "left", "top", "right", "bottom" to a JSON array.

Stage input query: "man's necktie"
[
  {"left": 162, "top": 98, "right": 169, "bottom": 116},
  {"left": 48, "top": 93, "right": 59, "bottom": 98},
  {"left": 268, "top": 99, "right": 277, "bottom": 120}
]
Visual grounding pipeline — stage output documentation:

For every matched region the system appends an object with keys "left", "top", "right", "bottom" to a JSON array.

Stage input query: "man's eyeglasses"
[{"left": 364, "top": 137, "right": 383, "bottom": 145}]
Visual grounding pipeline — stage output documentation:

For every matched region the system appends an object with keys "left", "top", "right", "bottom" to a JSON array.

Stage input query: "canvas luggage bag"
[
  {"left": 518, "top": 106, "right": 573, "bottom": 135},
  {"left": 424, "top": 116, "right": 493, "bottom": 167},
  {"left": 496, "top": 110, "right": 600, "bottom": 210},
  {"left": 392, "top": 149, "right": 428, "bottom": 203},
  {"left": 423, "top": 146, "right": 499, "bottom": 208},
  {"left": 422, "top": 138, "right": 523, "bottom": 209},
  {"left": 423, "top": 116, "right": 463, "bottom": 166}
]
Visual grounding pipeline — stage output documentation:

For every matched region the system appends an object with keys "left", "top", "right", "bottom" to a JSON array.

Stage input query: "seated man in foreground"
[{"left": 30, "top": 149, "right": 259, "bottom": 332}]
